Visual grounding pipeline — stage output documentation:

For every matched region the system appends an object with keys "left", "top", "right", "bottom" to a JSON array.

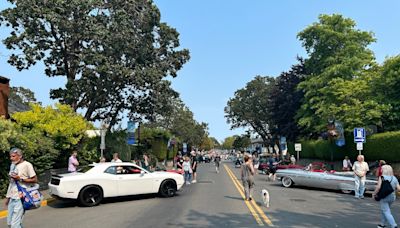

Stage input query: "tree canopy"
[
  {"left": 0, "top": 0, "right": 190, "bottom": 128},
  {"left": 296, "top": 14, "right": 386, "bottom": 135},
  {"left": 225, "top": 76, "right": 275, "bottom": 144}
]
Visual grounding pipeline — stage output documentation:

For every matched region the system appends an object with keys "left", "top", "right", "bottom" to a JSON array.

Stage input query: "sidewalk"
[{"left": 0, "top": 189, "right": 54, "bottom": 219}]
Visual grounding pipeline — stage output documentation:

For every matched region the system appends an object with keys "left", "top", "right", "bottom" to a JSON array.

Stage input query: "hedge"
[{"left": 288, "top": 131, "right": 400, "bottom": 162}]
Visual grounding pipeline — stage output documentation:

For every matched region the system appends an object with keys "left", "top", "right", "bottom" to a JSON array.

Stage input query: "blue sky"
[{"left": 1, "top": 1, "right": 400, "bottom": 142}]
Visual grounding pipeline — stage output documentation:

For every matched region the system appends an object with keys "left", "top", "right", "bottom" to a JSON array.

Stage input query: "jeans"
[
  {"left": 7, "top": 198, "right": 24, "bottom": 228},
  {"left": 380, "top": 194, "right": 397, "bottom": 228},
  {"left": 184, "top": 171, "right": 192, "bottom": 184},
  {"left": 354, "top": 176, "right": 365, "bottom": 198}
]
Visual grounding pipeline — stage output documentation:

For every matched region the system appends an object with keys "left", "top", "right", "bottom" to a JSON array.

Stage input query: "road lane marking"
[
  {"left": 225, "top": 165, "right": 274, "bottom": 227},
  {"left": 225, "top": 167, "right": 273, "bottom": 226},
  {"left": 0, "top": 199, "right": 53, "bottom": 219},
  {"left": 224, "top": 165, "right": 264, "bottom": 226}
]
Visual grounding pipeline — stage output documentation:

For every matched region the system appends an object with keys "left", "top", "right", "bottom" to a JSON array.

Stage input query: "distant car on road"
[
  {"left": 48, "top": 162, "right": 185, "bottom": 207},
  {"left": 203, "top": 155, "right": 211, "bottom": 163},
  {"left": 276, "top": 167, "right": 377, "bottom": 194}
]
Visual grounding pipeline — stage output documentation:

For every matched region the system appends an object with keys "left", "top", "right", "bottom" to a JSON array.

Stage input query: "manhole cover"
[
  {"left": 196, "top": 180, "right": 214, "bottom": 184},
  {"left": 290, "top": 199, "right": 306, "bottom": 202}
]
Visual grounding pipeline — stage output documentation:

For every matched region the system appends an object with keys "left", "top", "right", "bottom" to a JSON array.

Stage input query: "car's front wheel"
[
  {"left": 79, "top": 185, "right": 103, "bottom": 207},
  {"left": 281, "top": 176, "right": 293, "bottom": 188},
  {"left": 159, "top": 180, "right": 177, "bottom": 197}
]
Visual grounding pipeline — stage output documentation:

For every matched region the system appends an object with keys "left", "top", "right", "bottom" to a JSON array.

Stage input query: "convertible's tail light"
[{"left": 50, "top": 177, "right": 61, "bottom": 185}]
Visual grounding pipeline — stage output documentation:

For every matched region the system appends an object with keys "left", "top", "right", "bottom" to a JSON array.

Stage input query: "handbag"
[
  {"left": 15, "top": 181, "right": 43, "bottom": 210},
  {"left": 374, "top": 176, "right": 394, "bottom": 201}
]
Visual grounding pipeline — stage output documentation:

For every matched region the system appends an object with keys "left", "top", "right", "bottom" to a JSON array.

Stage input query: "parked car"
[
  {"left": 48, "top": 162, "right": 185, "bottom": 207},
  {"left": 276, "top": 168, "right": 377, "bottom": 194}
]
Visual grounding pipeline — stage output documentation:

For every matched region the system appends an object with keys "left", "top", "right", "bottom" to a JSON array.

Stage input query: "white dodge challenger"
[{"left": 48, "top": 162, "right": 185, "bottom": 206}]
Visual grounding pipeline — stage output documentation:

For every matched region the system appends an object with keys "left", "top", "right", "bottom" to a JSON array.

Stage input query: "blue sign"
[
  {"left": 127, "top": 121, "right": 135, "bottom": 133},
  {"left": 353, "top": 128, "right": 366, "bottom": 143},
  {"left": 127, "top": 120, "right": 136, "bottom": 145}
]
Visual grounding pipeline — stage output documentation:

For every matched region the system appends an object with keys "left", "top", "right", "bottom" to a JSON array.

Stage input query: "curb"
[{"left": 0, "top": 197, "right": 55, "bottom": 219}]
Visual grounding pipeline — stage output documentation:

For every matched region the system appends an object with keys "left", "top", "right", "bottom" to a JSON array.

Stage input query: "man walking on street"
[
  {"left": 68, "top": 150, "right": 79, "bottom": 172},
  {"left": 5, "top": 148, "right": 38, "bottom": 228},
  {"left": 353, "top": 155, "right": 369, "bottom": 199}
]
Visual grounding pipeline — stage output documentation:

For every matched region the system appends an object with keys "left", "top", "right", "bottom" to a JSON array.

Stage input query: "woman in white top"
[{"left": 182, "top": 156, "right": 192, "bottom": 185}]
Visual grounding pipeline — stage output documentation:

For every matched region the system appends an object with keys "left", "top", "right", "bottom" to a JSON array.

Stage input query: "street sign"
[
  {"left": 353, "top": 128, "right": 366, "bottom": 143},
  {"left": 356, "top": 142, "right": 363, "bottom": 151},
  {"left": 295, "top": 143, "right": 302, "bottom": 152},
  {"left": 183, "top": 143, "right": 187, "bottom": 153}
]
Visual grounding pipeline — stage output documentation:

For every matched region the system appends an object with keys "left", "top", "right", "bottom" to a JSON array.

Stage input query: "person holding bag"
[
  {"left": 373, "top": 165, "right": 400, "bottom": 228},
  {"left": 5, "top": 148, "right": 38, "bottom": 228}
]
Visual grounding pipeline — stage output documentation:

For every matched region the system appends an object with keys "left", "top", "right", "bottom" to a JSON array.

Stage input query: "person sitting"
[{"left": 342, "top": 156, "right": 352, "bottom": 171}]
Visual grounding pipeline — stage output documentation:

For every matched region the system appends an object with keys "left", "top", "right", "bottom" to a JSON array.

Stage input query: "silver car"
[{"left": 276, "top": 168, "right": 377, "bottom": 194}]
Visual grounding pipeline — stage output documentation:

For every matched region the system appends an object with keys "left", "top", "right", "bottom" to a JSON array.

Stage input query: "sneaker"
[
  {"left": 186, "top": 182, "right": 191, "bottom": 185},
  {"left": 377, "top": 225, "right": 386, "bottom": 228},
  {"left": 360, "top": 196, "right": 365, "bottom": 199},
  {"left": 192, "top": 180, "right": 197, "bottom": 183}
]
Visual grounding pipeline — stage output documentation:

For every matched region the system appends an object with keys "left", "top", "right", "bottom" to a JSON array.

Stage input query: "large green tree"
[
  {"left": 0, "top": 0, "right": 189, "bottom": 128},
  {"left": 146, "top": 98, "right": 208, "bottom": 148},
  {"left": 232, "top": 134, "right": 251, "bottom": 151},
  {"left": 269, "top": 59, "right": 306, "bottom": 141},
  {"left": 221, "top": 136, "right": 237, "bottom": 150},
  {"left": 225, "top": 76, "right": 275, "bottom": 144},
  {"left": 296, "top": 14, "right": 386, "bottom": 135},
  {"left": 373, "top": 55, "right": 400, "bottom": 131}
]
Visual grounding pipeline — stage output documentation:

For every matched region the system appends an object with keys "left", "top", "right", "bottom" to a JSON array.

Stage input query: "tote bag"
[
  {"left": 374, "top": 176, "right": 394, "bottom": 201},
  {"left": 16, "top": 181, "right": 43, "bottom": 210}
]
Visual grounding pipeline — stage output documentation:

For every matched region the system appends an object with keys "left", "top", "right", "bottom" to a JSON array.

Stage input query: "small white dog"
[{"left": 261, "top": 189, "right": 270, "bottom": 208}]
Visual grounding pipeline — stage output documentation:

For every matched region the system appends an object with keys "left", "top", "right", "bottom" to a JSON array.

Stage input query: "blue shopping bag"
[{"left": 15, "top": 181, "right": 43, "bottom": 210}]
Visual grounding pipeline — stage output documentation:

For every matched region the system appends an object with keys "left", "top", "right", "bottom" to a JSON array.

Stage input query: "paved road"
[{"left": 2, "top": 161, "right": 400, "bottom": 228}]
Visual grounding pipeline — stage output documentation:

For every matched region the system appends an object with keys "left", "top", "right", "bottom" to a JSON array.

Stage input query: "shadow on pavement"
[
  {"left": 223, "top": 195, "right": 243, "bottom": 201},
  {"left": 168, "top": 209, "right": 262, "bottom": 228},
  {"left": 48, "top": 193, "right": 180, "bottom": 208}
]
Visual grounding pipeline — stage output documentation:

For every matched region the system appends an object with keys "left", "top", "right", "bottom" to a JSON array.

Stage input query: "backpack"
[{"left": 374, "top": 176, "right": 394, "bottom": 201}]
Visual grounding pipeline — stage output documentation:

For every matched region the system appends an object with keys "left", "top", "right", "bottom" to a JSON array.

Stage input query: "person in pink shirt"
[{"left": 68, "top": 151, "right": 79, "bottom": 172}]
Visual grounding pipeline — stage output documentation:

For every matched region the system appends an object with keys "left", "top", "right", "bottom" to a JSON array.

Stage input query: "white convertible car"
[{"left": 48, "top": 162, "right": 185, "bottom": 207}]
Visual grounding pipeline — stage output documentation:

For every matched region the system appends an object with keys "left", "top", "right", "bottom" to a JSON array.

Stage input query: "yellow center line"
[
  {"left": 224, "top": 164, "right": 264, "bottom": 226},
  {"left": 224, "top": 164, "right": 274, "bottom": 227}
]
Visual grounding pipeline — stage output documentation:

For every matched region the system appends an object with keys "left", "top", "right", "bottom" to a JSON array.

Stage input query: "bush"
[
  {"left": 290, "top": 131, "right": 400, "bottom": 162},
  {"left": 12, "top": 103, "right": 93, "bottom": 168},
  {"left": 0, "top": 119, "right": 58, "bottom": 196},
  {"left": 363, "top": 131, "right": 400, "bottom": 162}
]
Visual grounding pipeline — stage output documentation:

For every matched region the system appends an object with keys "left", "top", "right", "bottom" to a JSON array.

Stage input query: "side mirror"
[{"left": 140, "top": 170, "right": 146, "bottom": 175}]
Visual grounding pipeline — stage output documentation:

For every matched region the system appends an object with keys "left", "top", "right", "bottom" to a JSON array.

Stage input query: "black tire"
[
  {"left": 341, "top": 189, "right": 352, "bottom": 194},
  {"left": 281, "top": 176, "right": 293, "bottom": 188},
  {"left": 159, "top": 180, "right": 177, "bottom": 197},
  {"left": 78, "top": 185, "right": 103, "bottom": 207}
]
